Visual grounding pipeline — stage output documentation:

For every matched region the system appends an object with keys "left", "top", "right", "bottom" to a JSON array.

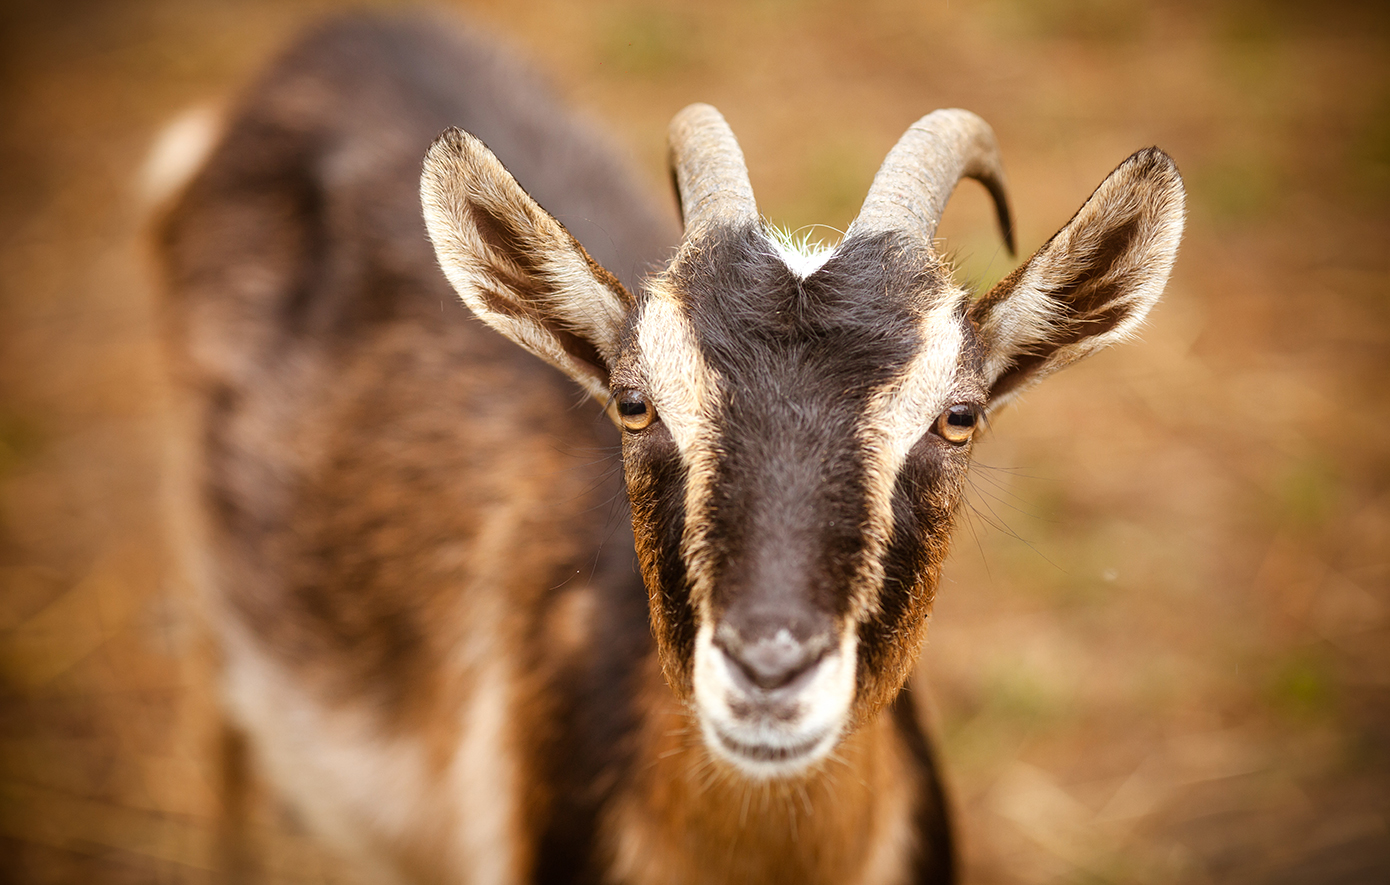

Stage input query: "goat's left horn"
[
  {"left": 668, "top": 103, "right": 758, "bottom": 235},
  {"left": 848, "top": 109, "right": 1015, "bottom": 255}
]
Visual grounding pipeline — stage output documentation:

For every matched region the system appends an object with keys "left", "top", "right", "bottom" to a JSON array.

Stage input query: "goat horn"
[
  {"left": 668, "top": 103, "right": 759, "bottom": 235},
  {"left": 849, "top": 109, "right": 1015, "bottom": 255}
]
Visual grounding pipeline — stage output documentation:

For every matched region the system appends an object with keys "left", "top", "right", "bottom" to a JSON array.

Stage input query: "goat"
[{"left": 158, "top": 14, "right": 1184, "bottom": 885}]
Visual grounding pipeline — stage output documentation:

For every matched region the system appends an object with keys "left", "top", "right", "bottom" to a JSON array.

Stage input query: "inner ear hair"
[
  {"left": 969, "top": 147, "right": 1185, "bottom": 408},
  {"left": 421, "top": 127, "right": 632, "bottom": 402}
]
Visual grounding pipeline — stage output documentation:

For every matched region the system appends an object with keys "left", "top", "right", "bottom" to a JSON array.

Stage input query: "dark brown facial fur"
[{"left": 622, "top": 226, "right": 984, "bottom": 720}]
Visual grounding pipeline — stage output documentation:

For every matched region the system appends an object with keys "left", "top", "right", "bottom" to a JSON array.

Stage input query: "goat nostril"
[{"left": 720, "top": 632, "right": 827, "bottom": 691}]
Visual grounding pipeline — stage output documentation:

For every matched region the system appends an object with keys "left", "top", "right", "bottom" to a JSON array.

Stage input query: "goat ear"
[
  {"left": 969, "top": 148, "right": 1185, "bottom": 409},
  {"left": 421, "top": 128, "right": 633, "bottom": 403}
]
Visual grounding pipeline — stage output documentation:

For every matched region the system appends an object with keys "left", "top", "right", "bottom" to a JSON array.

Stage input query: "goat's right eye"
[{"left": 616, "top": 389, "right": 657, "bottom": 432}]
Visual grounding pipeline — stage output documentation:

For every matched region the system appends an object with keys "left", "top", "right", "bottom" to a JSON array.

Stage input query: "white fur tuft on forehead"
[{"left": 764, "top": 225, "right": 838, "bottom": 279}]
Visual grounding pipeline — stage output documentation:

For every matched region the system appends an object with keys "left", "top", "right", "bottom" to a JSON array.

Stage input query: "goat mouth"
[{"left": 710, "top": 725, "right": 831, "bottom": 768}]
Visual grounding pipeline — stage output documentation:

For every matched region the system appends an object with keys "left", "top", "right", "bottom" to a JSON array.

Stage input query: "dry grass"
[{"left": 1, "top": 0, "right": 1386, "bottom": 882}]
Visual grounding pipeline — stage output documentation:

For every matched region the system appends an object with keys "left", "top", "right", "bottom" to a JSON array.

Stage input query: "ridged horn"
[
  {"left": 848, "top": 109, "right": 1015, "bottom": 255},
  {"left": 668, "top": 103, "right": 758, "bottom": 235}
]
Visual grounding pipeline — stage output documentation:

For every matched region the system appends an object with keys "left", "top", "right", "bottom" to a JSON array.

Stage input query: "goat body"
[{"left": 159, "top": 14, "right": 1183, "bottom": 885}]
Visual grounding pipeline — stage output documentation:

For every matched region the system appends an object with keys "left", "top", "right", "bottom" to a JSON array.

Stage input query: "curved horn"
[
  {"left": 668, "top": 103, "right": 758, "bottom": 235},
  {"left": 848, "top": 109, "right": 1015, "bottom": 255}
]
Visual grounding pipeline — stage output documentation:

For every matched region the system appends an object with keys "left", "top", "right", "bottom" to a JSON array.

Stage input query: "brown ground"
[{"left": 1, "top": 0, "right": 1387, "bottom": 882}]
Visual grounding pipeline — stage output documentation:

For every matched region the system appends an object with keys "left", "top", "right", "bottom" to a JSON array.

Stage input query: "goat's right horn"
[
  {"left": 848, "top": 109, "right": 1015, "bottom": 255},
  {"left": 668, "top": 103, "right": 759, "bottom": 236}
]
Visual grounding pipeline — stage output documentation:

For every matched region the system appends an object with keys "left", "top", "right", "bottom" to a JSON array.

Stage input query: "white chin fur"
[{"left": 691, "top": 622, "right": 857, "bottom": 779}]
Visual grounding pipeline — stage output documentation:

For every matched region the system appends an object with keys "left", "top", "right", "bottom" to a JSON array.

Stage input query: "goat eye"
[
  {"left": 933, "top": 403, "right": 978, "bottom": 445},
  {"left": 616, "top": 389, "right": 657, "bottom": 432}
]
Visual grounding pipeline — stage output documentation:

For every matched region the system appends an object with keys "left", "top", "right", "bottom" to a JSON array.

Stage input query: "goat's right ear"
[
  {"left": 421, "top": 128, "right": 632, "bottom": 403},
  {"left": 968, "top": 147, "right": 1185, "bottom": 410}
]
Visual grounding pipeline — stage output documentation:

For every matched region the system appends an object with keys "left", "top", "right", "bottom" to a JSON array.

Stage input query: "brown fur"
[{"left": 161, "top": 12, "right": 1183, "bottom": 885}]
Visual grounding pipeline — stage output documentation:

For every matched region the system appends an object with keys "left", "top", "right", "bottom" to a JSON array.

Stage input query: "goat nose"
[{"left": 716, "top": 628, "right": 829, "bottom": 691}]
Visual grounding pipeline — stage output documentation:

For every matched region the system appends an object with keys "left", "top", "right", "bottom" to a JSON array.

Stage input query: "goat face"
[
  {"left": 421, "top": 105, "right": 1184, "bottom": 779},
  {"left": 614, "top": 225, "right": 983, "bottom": 775}
]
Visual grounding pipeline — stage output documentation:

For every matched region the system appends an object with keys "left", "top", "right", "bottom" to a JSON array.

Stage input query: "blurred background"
[{"left": 0, "top": 0, "right": 1386, "bottom": 882}]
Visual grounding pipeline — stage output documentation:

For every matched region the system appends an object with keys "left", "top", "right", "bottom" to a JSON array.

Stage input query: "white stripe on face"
[
  {"left": 632, "top": 291, "right": 723, "bottom": 611},
  {"left": 851, "top": 286, "right": 971, "bottom": 615},
  {"left": 633, "top": 293, "right": 719, "bottom": 457}
]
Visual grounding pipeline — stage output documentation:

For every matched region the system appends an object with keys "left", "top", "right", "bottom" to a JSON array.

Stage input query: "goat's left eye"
[{"left": 933, "top": 403, "right": 979, "bottom": 445}]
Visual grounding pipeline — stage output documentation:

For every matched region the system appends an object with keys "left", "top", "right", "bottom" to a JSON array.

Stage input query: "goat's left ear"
[
  {"left": 969, "top": 147, "right": 1185, "bottom": 409},
  {"left": 421, "top": 128, "right": 632, "bottom": 404}
]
